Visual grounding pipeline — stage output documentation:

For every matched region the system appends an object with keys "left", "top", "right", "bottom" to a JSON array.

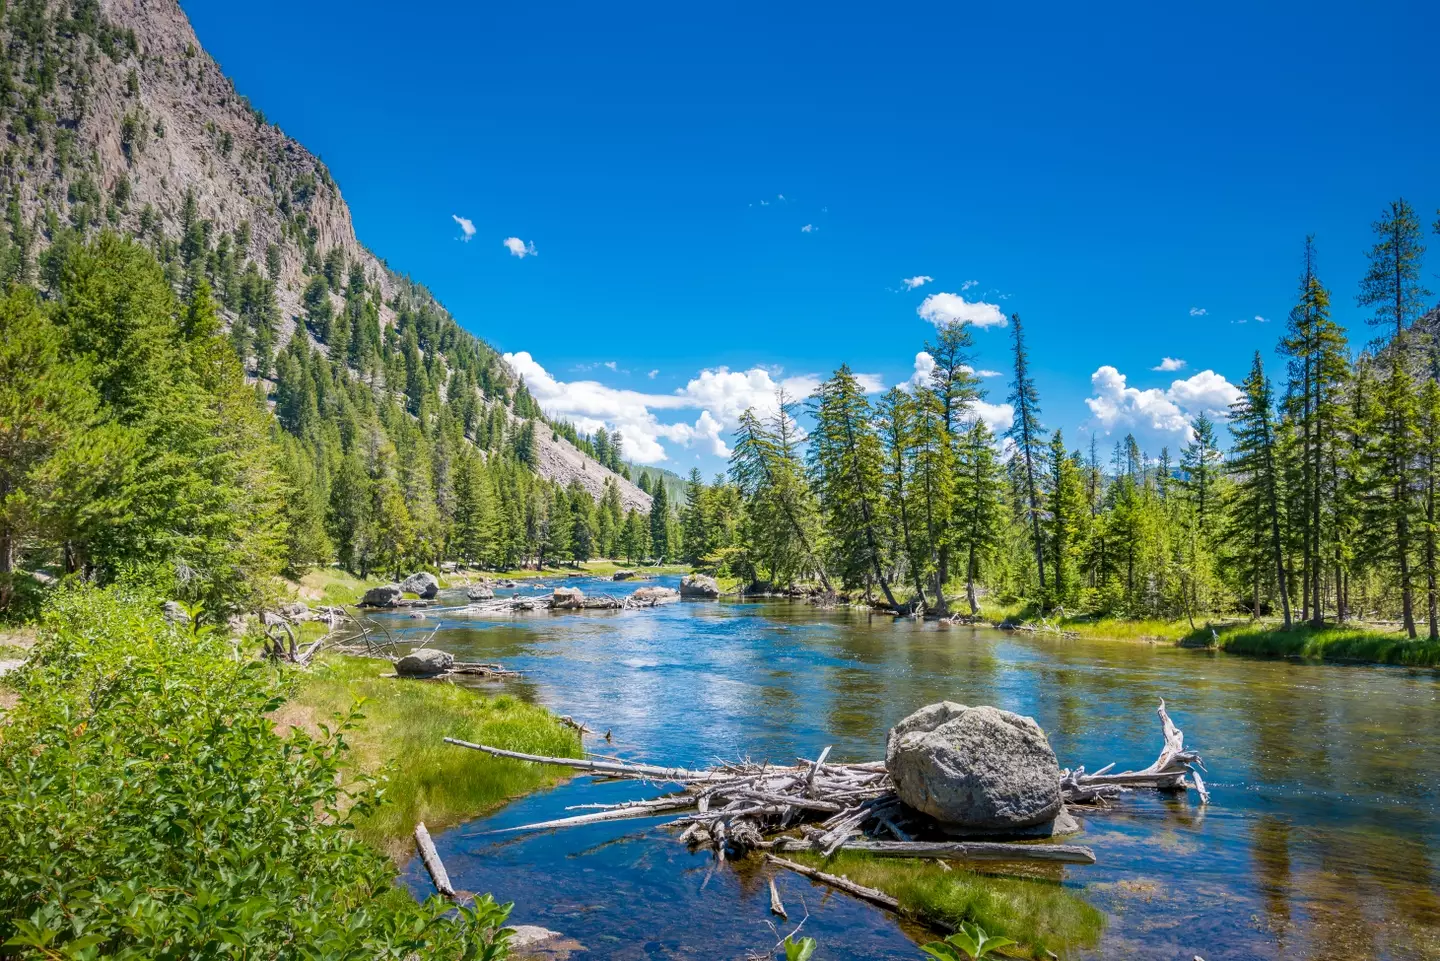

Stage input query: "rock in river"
[
  {"left": 467, "top": 585, "right": 495, "bottom": 600},
  {"left": 885, "top": 702, "right": 1062, "bottom": 830},
  {"left": 400, "top": 571, "right": 440, "bottom": 599},
  {"left": 629, "top": 586, "right": 680, "bottom": 607},
  {"left": 360, "top": 584, "right": 403, "bottom": 608},
  {"left": 397, "top": 648, "right": 454, "bottom": 677},
  {"left": 551, "top": 586, "right": 586, "bottom": 609},
  {"left": 680, "top": 574, "right": 720, "bottom": 599}
]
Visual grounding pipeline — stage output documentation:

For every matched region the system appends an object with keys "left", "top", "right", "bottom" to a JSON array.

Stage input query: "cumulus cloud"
[
  {"left": 902, "top": 275, "right": 934, "bottom": 290},
  {"left": 502, "top": 352, "right": 833, "bottom": 464},
  {"left": 502, "top": 237, "right": 537, "bottom": 258},
  {"left": 452, "top": 215, "right": 476, "bottom": 241},
  {"left": 917, "top": 292, "right": 1007, "bottom": 329},
  {"left": 1152, "top": 357, "right": 1186, "bottom": 372},
  {"left": 1085, "top": 365, "right": 1242, "bottom": 446},
  {"left": 1189, "top": 307, "right": 1207, "bottom": 317}
]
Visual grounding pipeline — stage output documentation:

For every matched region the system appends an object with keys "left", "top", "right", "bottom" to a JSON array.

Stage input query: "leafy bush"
[{"left": 0, "top": 584, "right": 511, "bottom": 959}]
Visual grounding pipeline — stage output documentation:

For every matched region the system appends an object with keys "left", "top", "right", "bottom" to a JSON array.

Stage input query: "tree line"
[{"left": 688, "top": 199, "right": 1440, "bottom": 638}]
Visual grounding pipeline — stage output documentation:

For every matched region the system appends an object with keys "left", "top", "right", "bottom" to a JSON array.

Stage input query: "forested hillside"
[{"left": 0, "top": 0, "right": 655, "bottom": 617}]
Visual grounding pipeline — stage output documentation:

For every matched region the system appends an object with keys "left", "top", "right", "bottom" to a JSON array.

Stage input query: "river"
[{"left": 373, "top": 574, "right": 1440, "bottom": 960}]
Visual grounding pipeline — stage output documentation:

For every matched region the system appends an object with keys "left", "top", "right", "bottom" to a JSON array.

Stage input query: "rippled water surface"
[{"left": 374, "top": 575, "right": 1440, "bottom": 959}]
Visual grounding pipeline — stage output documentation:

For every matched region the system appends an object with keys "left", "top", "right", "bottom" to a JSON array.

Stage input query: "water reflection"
[{"left": 379, "top": 576, "right": 1440, "bottom": 959}]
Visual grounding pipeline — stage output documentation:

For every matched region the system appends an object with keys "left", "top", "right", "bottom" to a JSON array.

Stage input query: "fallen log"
[
  {"left": 414, "top": 822, "right": 456, "bottom": 899},
  {"left": 763, "top": 837, "right": 1096, "bottom": 865},
  {"left": 442, "top": 738, "right": 717, "bottom": 783}
]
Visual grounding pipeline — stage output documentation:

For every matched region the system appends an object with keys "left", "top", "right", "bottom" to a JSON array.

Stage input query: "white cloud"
[
  {"left": 1085, "top": 365, "right": 1242, "bottom": 446},
  {"left": 917, "top": 292, "right": 1007, "bottom": 329},
  {"left": 452, "top": 215, "right": 476, "bottom": 242},
  {"left": 647, "top": 369, "right": 659, "bottom": 379},
  {"left": 902, "top": 275, "right": 934, "bottom": 290},
  {"left": 1255, "top": 315, "right": 1269, "bottom": 323},
  {"left": 970, "top": 367, "right": 1003, "bottom": 378},
  {"left": 1152, "top": 357, "right": 1187, "bottom": 372},
  {"left": 854, "top": 372, "right": 886, "bottom": 394},
  {"left": 961, "top": 280, "right": 978, "bottom": 291},
  {"left": 800, "top": 223, "right": 815, "bottom": 233},
  {"left": 1189, "top": 307, "right": 1207, "bottom": 317},
  {"left": 503, "top": 237, "right": 537, "bottom": 258},
  {"left": 502, "top": 352, "right": 833, "bottom": 464}
]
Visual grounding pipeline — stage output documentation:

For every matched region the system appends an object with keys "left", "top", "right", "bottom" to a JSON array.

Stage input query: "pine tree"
[
  {"left": 1358, "top": 198, "right": 1430, "bottom": 348},
  {"left": 876, "top": 388, "right": 928, "bottom": 606},
  {"left": 649, "top": 479, "right": 670, "bottom": 562},
  {"left": 1005, "top": 313, "right": 1047, "bottom": 593},
  {"left": 680, "top": 468, "right": 709, "bottom": 565},
  {"left": 807, "top": 366, "right": 898, "bottom": 608},
  {"left": 1046, "top": 430, "right": 1086, "bottom": 609},
  {"left": 1227, "top": 352, "right": 1292, "bottom": 628},
  {"left": 953, "top": 419, "right": 1002, "bottom": 615},
  {"left": 1181, "top": 412, "right": 1221, "bottom": 537}
]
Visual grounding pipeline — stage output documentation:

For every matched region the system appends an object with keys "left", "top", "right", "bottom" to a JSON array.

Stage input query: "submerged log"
[{"left": 765, "top": 854, "right": 900, "bottom": 912}]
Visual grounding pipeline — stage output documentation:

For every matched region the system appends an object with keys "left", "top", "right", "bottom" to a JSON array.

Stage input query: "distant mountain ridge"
[{"left": 0, "top": 0, "right": 650, "bottom": 513}]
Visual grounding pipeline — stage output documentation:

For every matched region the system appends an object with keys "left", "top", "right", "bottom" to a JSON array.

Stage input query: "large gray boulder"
[
  {"left": 885, "top": 702, "right": 1062, "bottom": 830},
  {"left": 397, "top": 648, "right": 454, "bottom": 676},
  {"left": 612, "top": 569, "right": 637, "bottom": 581},
  {"left": 680, "top": 574, "right": 720, "bottom": 599},
  {"left": 551, "top": 586, "right": 585, "bottom": 609},
  {"left": 629, "top": 586, "right": 680, "bottom": 607},
  {"left": 360, "top": 584, "right": 403, "bottom": 608},
  {"left": 400, "top": 571, "right": 440, "bottom": 599},
  {"left": 467, "top": 585, "right": 496, "bottom": 601}
]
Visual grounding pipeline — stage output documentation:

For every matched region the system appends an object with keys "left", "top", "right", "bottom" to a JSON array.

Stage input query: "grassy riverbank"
[
  {"left": 1194, "top": 621, "right": 1440, "bottom": 666},
  {"left": 981, "top": 598, "right": 1440, "bottom": 667},
  {"left": 787, "top": 851, "right": 1103, "bottom": 959},
  {"left": 279, "top": 654, "right": 582, "bottom": 858}
]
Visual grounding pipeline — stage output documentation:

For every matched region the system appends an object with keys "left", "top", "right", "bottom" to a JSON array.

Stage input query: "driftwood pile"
[{"left": 444, "top": 699, "right": 1206, "bottom": 870}]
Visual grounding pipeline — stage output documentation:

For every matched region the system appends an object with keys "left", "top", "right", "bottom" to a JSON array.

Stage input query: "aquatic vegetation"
[
  {"left": 787, "top": 852, "right": 1103, "bottom": 959},
  {"left": 923, "top": 922, "right": 1017, "bottom": 960}
]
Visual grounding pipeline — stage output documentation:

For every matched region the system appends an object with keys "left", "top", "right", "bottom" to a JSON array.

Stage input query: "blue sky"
[{"left": 185, "top": 0, "right": 1440, "bottom": 472}]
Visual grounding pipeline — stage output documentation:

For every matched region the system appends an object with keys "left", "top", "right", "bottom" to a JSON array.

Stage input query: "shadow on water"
[{"left": 376, "top": 576, "right": 1440, "bottom": 959}]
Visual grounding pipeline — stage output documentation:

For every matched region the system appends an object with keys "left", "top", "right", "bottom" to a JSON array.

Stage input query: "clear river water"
[{"left": 372, "top": 574, "right": 1440, "bottom": 960}]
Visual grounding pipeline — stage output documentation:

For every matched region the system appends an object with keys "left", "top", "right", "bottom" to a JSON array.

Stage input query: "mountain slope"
[{"left": 0, "top": 0, "right": 650, "bottom": 514}]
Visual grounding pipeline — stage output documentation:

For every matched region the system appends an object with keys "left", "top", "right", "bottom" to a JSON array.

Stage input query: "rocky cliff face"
[{"left": 1, "top": 0, "right": 650, "bottom": 511}]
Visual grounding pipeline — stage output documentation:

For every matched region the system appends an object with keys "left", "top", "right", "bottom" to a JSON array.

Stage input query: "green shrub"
[{"left": 0, "top": 584, "right": 510, "bottom": 959}]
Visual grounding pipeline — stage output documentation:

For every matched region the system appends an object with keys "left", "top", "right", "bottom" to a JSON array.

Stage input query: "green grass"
[
  {"left": 786, "top": 851, "right": 1103, "bottom": 959},
  {"left": 1194, "top": 621, "right": 1440, "bottom": 666},
  {"left": 293, "top": 567, "right": 389, "bottom": 607},
  {"left": 279, "top": 655, "right": 582, "bottom": 858},
  {"left": 978, "top": 600, "right": 1194, "bottom": 643}
]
